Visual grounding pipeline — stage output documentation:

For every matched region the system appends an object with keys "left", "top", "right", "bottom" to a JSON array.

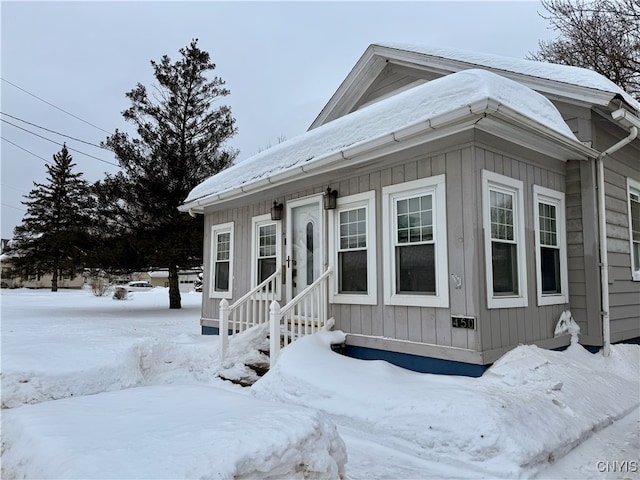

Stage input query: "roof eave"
[
  {"left": 180, "top": 102, "right": 594, "bottom": 213},
  {"left": 311, "top": 44, "right": 638, "bottom": 129}
]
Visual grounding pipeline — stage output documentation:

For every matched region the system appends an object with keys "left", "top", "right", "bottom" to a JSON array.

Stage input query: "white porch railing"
[
  {"left": 269, "top": 266, "right": 333, "bottom": 366},
  {"left": 219, "top": 268, "right": 281, "bottom": 361}
]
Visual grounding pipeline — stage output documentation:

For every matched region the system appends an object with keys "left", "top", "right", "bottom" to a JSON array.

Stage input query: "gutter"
[
  {"left": 179, "top": 100, "right": 595, "bottom": 214},
  {"left": 596, "top": 108, "right": 639, "bottom": 357}
]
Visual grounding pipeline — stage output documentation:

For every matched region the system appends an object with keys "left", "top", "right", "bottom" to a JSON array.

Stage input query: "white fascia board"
[
  {"left": 489, "top": 103, "right": 599, "bottom": 160},
  {"left": 180, "top": 101, "right": 596, "bottom": 213},
  {"left": 380, "top": 47, "right": 626, "bottom": 112}
]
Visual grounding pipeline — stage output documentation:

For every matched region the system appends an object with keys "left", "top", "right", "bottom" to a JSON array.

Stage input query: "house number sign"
[{"left": 451, "top": 316, "right": 475, "bottom": 329}]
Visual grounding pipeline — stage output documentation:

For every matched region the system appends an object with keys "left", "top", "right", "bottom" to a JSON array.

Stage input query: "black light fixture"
[
  {"left": 323, "top": 186, "right": 338, "bottom": 210},
  {"left": 270, "top": 201, "right": 283, "bottom": 221}
]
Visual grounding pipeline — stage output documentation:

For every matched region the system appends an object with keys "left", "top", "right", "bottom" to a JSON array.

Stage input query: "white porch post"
[
  {"left": 219, "top": 298, "right": 229, "bottom": 362},
  {"left": 269, "top": 300, "right": 281, "bottom": 367}
]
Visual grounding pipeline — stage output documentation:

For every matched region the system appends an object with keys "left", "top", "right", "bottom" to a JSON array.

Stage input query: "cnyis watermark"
[{"left": 596, "top": 460, "right": 639, "bottom": 473}]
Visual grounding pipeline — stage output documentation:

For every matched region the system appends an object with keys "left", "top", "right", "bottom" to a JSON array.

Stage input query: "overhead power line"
[
  {"left": 1, "top": 119, "right": 120, "bottom": 167},
  {"left": 1, "top": 77, "right": 112, "bottom": 134},
  {"left": 1, "top": 202, "right": 26, "bottom": 213},
  {"left": 0, "top": 112, "right": 109, "bottom": 150},
  {"left": 1, "top": 136, "right": 54, "bottom": 165}
]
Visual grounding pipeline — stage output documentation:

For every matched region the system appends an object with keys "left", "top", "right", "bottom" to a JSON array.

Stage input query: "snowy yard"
[{"left": 1, "top": 287, "right": 638, "bottom": 479}]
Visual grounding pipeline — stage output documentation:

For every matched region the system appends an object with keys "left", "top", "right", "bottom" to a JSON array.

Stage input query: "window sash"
[
  {"left": 210, "top": 223, "right": 234, "bottom": 298},
  {"left": 533, "top": 186, "right": 568, "bottom": 305},
  {"left": 483, "top": 171, "right": 527, "bottom": 309},
  {"left": 330, "top": 191, "right": 377, "bottom": 305},
  {"left": 382, "top": 175, "right": 449, "bottom": 308},
  {"left": 628, "top": 182, "right": 640, "bottom": 279}
]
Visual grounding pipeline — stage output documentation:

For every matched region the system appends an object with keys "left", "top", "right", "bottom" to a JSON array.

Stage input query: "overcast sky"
[{"left": 0, "top": 1, "right": 556, "bottom": 239}]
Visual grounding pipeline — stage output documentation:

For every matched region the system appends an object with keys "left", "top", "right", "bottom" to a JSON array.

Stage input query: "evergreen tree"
[
  {"left": 97, "top": 39, "right": 237, "bottom": 309},
  {"left": 13, "top": 144, "right": 94, "bottom": 291},
  {"left": 529, "top": 0, "right": 640, "bottom": 99}
]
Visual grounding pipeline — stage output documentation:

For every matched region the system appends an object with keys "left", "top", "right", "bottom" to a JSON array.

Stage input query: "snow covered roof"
[
  {"left": 311, "top": 42, "right": 639, "bottom": 129},
  {"left": 377, "top": 42, "right": 640, "bottom": 112},
  {"left": 183, "top": 69, "right": 590, "bottom": 210}
]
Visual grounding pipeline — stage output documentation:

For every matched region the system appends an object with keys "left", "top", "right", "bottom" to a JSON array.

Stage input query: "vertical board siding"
[
  {"left": 474, "top": 146, "right": 568, "bottom": 348},
  {"left": 200, "top": 141, "right": 575, "bottom": 354}
]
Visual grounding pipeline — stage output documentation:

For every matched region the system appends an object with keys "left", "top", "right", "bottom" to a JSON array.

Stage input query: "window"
[
  {"left": 628, "top": 178, "right": 640, "bottom": 281},
  {"left": 533, "top": 186, "right": 568, "bottom": 305},
  {"left": 382, "top": 175, "right": 448, "bottom": 308},
  {"left": 482, "top": 171, "right": 527, "bottom": 308},
  {"left": 329, "top": 191, "right": 376, "bottom": 305},
  {"left": 251, "top": 214, "right": 282, "bottom": 298},
  {"left": 210, "top": 222, "right": 234, "bottom": 298}
]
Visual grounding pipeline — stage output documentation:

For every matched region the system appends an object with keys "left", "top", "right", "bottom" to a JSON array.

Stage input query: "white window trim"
[
  {"left": 209, "top": 222, "right": 234, "bottom": 299},
  {"left": 382, "top": 174, "right": 449, "bottom": 308},
  {"left": 628, "top": 177, "right": 640, "bottom": 281},
  {"left": 482, "top": 170, "right": 528, "bottom": 309},
  {"left": 533, "top": 185, "right": 569, "bottom": 305},
  {"left": 328, "top": 190, "right": 377, "bottom": 305},
  {"left": 250, "top": 213, "right": 282, "bottom": 300}
]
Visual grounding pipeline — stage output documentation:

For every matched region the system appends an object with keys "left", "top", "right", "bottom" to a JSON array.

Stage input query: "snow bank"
[
  {"left": 1, "top": 385, "right": 347, "bottom": 479},
  {"left": 252, "top": 330, "right": 640, "bottom": 478},
  {"left": 185, "top": 68, "right": 575, "bottom": 205},
  {"left": 1, "top": 288, "right": 219, "bottom": 408}
]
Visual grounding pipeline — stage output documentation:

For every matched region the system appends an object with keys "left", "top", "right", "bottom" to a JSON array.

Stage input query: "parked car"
[{"left": 126, "top": 281, "right": 154, "bottom": 292}]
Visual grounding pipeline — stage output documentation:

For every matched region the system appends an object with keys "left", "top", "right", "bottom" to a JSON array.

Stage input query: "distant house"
[
  {"left": 0, "top": 252, "right": 84, "bottom": 289},
  {"left": 180, "top": 43, "right": 640, "bottom": 376},
  {"left": 140, "top": 269, "right": 203, "bottom": 291}
]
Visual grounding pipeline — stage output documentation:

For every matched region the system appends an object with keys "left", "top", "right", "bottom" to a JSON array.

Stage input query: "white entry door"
[{"left": 286, "top": 197, "right": 323, "bottom": 301}]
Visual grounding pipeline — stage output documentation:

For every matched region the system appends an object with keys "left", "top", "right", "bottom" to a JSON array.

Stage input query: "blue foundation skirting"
[
  {"left": 336, "top": 345, "right": 489, "bottom": 377},
  {"left": 202, "top": 325, "right": 638, "bottom": 377}
]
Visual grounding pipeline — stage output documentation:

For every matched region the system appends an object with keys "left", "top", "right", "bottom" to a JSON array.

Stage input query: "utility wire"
[
  {"left": 2, "top": 119, "right": 119, "bottom": 167},
  {"left": 1, "top": 183, "right": 28, "bottom": 195},
  {"left": 0, "top": 112, "right": 109, "bottom": 150},
  {"left": 1, "top": 202, "right": 26, "bottom": 212},
  {"left": 1, "top": 136, "right": 54, "bottom": 165},
  {"left": 1, "top": 77, "right": 112, "bottom": 134}
]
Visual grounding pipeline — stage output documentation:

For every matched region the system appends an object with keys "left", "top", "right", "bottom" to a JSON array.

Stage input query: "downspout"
[{"left": 596, "top": 119, "right": 638, "bottom": 357}]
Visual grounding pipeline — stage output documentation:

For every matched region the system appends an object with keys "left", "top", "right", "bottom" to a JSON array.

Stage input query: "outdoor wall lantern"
[
  {"left": 270, "top": 201, "right": 283, "bottom": 221},
  {"left": 323, "top": 187, "right": 338, "bottom": 210}
]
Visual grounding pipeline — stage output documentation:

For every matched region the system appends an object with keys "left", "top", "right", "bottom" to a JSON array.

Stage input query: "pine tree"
[
  {"left": 529, "top": 0, "right": 640, "bottom": 99},
  {"left": 97, "top": 39, "right": 237, "bottom": 309},
  {"left": 13, "top": 144, "right": 94, "bottom": 291}
]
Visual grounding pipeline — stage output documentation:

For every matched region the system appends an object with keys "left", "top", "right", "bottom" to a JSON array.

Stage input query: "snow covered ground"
[{"left": 1, "top": 287, "right": 638, "bottom": 479}]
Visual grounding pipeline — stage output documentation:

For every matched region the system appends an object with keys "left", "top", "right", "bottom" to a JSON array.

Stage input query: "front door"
[{"left": 286, "top": 197, "right": 322, "bottom": 301}]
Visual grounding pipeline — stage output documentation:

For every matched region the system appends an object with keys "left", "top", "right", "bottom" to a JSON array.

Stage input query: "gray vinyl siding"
[
  {"left": 354, "top": 64, "right": 435, "bottom": 112},
  {"left": 199, "top": 125, "right": 638, "bottom": 356},
  {"left": 200, "top": 134, "right": 577, "bottom": 355},
  {"left": 473, "top": 145, "right": 569, "bottom": 354},
  {"left": 598, "top": 133, "right": 640, "bottom": 341},
  {"left": 591, "top": 115, "right": 640, "bottom": 342}
]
